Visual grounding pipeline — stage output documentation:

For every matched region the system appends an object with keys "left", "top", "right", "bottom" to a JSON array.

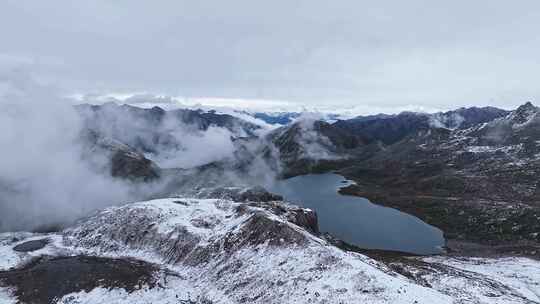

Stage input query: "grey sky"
[{"left": 1, "top": 0, "right": 540, "bottom": 112}]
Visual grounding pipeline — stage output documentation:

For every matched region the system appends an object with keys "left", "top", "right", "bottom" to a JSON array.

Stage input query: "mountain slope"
[
  {"left": 333, "top": 106, "right": 508, "bottom": 145},
  {"left": 76, "top": 103, "right": 262, "bottom": 169},
  {"left": 336, "top": 102, "right": 540, "bottom": 254},
  {"left": 1, "top": 194, "right": 539, "bottom": 303},
  {"left": 267, "top": 120, "right": 366, "bottom": 176}
]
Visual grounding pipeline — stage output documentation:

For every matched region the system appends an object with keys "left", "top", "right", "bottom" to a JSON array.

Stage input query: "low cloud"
[{"left": 0, "top": 70, "right": 135, "bottom": 231}]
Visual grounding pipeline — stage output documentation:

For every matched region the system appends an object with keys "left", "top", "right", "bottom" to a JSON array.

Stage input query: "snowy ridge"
[
  {"left": 1, "top": 197, "right": 540, "bottom": 303},
  {"left": 421, "top": 256, "right": 540, "bottom": 303},
  {"left": 420, "top": 102, "right": 540, "bottom": 165},
  {"left": 61, "top": 198, "right": 452, "bottom": 303}
]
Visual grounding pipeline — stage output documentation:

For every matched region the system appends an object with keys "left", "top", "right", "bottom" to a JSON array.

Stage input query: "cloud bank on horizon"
[{"left": 1, "top": 0, "right": 540, "bottom": 112}]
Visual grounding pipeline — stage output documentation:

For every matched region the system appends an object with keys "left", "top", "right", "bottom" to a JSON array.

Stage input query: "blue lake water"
[{"left": 266, "top": 173, "right": 444, "bottom": 254}]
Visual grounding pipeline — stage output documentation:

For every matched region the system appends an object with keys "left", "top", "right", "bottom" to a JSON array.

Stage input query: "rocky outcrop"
[
  {"left": 110, "top": 149, "right": 160, "bottom": 181},
  {"left": 80, "top": 129, "right": 161, "bottom": 181},
  {"left": 195, "top": 186, "right": 283, "bottom": 203},
  {"left": 62, "top": 197, "right": 318, "bottom": 264}
]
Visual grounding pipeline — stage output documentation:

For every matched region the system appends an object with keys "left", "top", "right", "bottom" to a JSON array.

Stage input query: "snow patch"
[
  {"left": 0, "top": 287, "right": 16, "bottom": 304},
  {"left": 424, "top": 256, "right": 540, "bottom": 303},
  {"left": 464, "top": 144, "right": 523, "bottom": 154}
]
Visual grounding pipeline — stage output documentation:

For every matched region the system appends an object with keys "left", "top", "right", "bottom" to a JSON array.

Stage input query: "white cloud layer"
[{"left": 1, "top": 1, "right": 540, "bottom": 111}]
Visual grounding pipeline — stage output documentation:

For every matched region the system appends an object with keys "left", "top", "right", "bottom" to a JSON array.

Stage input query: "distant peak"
[
  {"left": 150, "top": 106, "right": 165, "bottom": 114},
  {"left": 515, "top": 101, "right": 537, "bottom": 113},
  {"left": 520, "top": 101, "right": 535, "bottom": 108},
  {"left": 510, "top": 101, "right": 538, "bottom": 125},
  {"left": 101, "top": 101, "right": 119, "bottom": 107}
]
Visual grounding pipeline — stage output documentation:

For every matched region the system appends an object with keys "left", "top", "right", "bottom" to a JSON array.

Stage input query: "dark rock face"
[
  {"left": 314, "top": 121, "right": 364, "bottom": 150},
  {"left": 224, "top": 213, "right": 308, "bottom": 249},
  {"left": 80, "top": 129, "right": 161, "bottom": 182},
  {"left": 197, "top": 186, "right": 283, "bottom": 202},
  {"left": 0, "top": 256, "right": 158, "bottom": 304},
  {"left": 334, "top": 112, "right": 431, "bottom": 145},
  {"left": 245, "top": 201, "right": 319, "bottom": 235},
  {"left": 285, "top": 207, "right": 319, "bottom": 235},
  {"left": 110, "top": 150, "right": 160, "bottom": 181}
]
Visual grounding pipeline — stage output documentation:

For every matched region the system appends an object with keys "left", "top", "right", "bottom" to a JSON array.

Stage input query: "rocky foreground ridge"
[{"left": 1, "top": 191, "right": 539, "bottom": 304}]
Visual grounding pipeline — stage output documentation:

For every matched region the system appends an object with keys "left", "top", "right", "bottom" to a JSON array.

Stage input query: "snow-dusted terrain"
[{"left": 1, "top": 196, "right": 539, "bottom": 304}]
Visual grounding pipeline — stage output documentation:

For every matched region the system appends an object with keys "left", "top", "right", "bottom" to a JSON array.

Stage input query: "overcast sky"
[{"left": 1, "top": 0, "right": 540, "bottom": 113}]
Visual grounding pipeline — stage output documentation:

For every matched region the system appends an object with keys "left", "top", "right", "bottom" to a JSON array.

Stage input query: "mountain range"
[
  {"left": 63, "top": 101, "right": 540, "bottom": 254},
  {"left": 2, "top": 101, "right": 540, "bottom": 303},
  {"left": 67, "top": 102, "right": 540, "bottom": 253}
]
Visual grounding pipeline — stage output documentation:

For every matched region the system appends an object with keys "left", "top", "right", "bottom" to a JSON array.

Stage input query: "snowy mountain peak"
[{"left": 509, "top": 101, "right": 539, "bottom": 126}]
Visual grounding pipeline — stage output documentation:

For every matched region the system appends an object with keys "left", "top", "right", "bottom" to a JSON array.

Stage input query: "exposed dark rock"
[
  {"left": 223, "top": 213, "right": 308, "bottom": 250},
  {"left": 80, "top": 129, "right": 161, "bottom": 182},
  {"left": 0, "top": 256, "right": 159, "bottom": 304},
  {"left": 284, "top": 207, "right": 319, "bottom": 235},
  {"left": 197, "top": 186, "right": 283, "bottom": 202},
  {"left": 333, "top": 112, "right": 431, "bottom": 145},
  {"left": 238, "top": 200, "right": 319, "bottom": 234},
  {"left": 110, "top": 149, "right": 160, "bottom": 181}
]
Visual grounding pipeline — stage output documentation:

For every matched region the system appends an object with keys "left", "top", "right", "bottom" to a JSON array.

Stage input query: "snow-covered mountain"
[
  {"left": 333, "top": 106, "right": 509, "bottom": 145},
  {"left": 1, "top": 193, "right": 539, "bottom": 304}
]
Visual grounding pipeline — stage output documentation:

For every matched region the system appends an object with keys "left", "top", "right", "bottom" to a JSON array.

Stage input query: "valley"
[
  {"left": 267, "top": 102, "right": 540, "bottom": 259},
  {"left": 2, "top": 100, "right": 540, "bottom": 303}
]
